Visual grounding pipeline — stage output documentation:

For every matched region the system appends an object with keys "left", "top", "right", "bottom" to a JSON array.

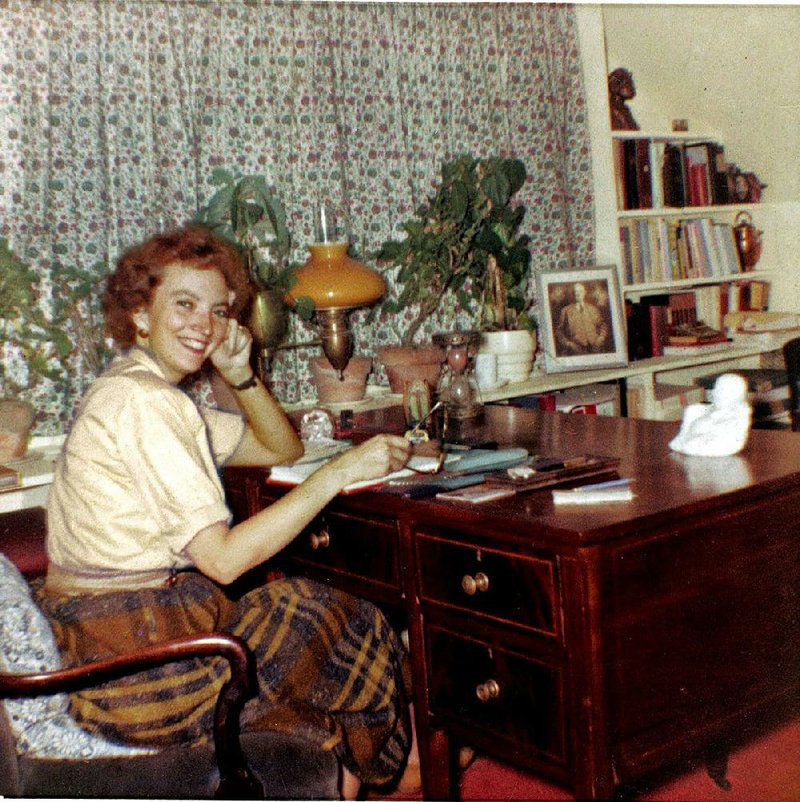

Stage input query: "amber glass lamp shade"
[
  {"left": 288, "top": 243, "right": 386, "bottom": 309},
  {"left": 286, "top": 242, "right": 386, "bottom": 373}
]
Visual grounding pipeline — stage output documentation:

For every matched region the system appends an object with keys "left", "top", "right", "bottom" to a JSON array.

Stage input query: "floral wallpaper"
[{"left": 0, "top": 0, "right": 594, "bottom": 435}]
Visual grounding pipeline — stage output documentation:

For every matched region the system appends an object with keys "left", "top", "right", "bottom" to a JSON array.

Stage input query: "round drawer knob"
[
  {"left": 310, "top": 529, "right": 330, "bottom": 550},
  {"left": 461, "top": 571, "right": 490, "bottom": 596},
  {"left": 475, "top": 679, "right": 500, "bottom": 703}
]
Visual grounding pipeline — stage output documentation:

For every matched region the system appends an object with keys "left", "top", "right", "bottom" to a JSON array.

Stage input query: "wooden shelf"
[
  {"left": 479, "top": 339, "right": 788, "bottom": 404},
  {"left": 617, "top": 202, "right": 764, "bottom": 219},
  {"left": 611, "top": 130, "right": 720, "bottom": 142},
  {"left": 623, "top": 270, "right": 774, "bottom": 296}
]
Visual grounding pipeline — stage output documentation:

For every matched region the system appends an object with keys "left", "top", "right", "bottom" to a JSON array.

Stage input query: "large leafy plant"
[
  {"left": 376, "top": 155, "right": 533, "bottom": 347},
  {"left": 0, "top": 238, "right": 74, "bottom": 395},
  {"left": 193, "top": 168, "right": 310, "bottom": 310}
]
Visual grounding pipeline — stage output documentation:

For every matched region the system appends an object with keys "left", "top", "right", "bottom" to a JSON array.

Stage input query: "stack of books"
[{"left": 663, "top": 322, "right": 731, "bottom": 356}]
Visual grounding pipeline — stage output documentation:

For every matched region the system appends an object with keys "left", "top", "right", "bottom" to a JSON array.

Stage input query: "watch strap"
[{"left": 231, "top": 373, "right": 258, "bottom": 391}]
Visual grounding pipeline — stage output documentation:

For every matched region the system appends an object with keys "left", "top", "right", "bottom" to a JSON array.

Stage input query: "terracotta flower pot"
[
  {"left": 0, "top": 399, "right": 35, "bottom": 461},
  {"left": 310, "top": 355, "right": 372, "bottom": 404},
  {"left": 377, "top": 344, "right": 445, "bottom": 394}
]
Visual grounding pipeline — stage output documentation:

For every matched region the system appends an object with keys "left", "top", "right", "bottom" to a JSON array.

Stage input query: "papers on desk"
[
  {"left": 292, "top": 439, "right": 351, "bottom": 464},
  {"left": 552, "top": 478, "right": 633, "bottom": 505},
  {"left": 268, "top": 451, "right": 444, "bottom": 494},
  {"left": 268, "top": 445, "right": 530, "bottom": 495}
]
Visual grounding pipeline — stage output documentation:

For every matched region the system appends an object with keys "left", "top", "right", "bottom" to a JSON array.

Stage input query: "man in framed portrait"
[{"left": 555, "top": 281, "right": 611, "bottom": 355}]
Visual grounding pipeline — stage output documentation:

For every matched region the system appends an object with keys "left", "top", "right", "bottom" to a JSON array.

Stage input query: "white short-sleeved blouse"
[{"left": 46, "top": 348, "right": 245, "bottom": 574}]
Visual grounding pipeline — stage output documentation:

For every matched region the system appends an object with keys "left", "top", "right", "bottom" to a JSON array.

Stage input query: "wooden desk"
[{"left": 225, "top": 407, "right": 800, "bottom": 800}]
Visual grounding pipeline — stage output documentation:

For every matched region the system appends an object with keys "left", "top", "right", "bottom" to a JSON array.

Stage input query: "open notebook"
[
  {"left": 268, "top": 443, "right": 530, "bottom": 495},
  {"left": 268, "top": 452, "right": 443, "bottom": 494}
]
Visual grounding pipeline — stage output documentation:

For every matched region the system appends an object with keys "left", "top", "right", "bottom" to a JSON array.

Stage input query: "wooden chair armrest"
[{"left": 0, "top": 632, "right": 262, "bottom": 799}]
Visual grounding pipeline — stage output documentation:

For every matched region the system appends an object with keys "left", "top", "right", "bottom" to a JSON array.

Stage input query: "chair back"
[{"left": 783, "top": 337, "right": 800, "bottom": 431}]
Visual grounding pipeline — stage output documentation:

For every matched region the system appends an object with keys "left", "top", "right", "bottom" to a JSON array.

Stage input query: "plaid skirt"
[{"left": 37, "top": 573, "right": 411, "bottom": 786}]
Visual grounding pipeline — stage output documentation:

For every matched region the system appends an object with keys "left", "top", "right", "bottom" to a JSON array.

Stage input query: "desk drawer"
[
  {"left": 416, "top": 531, "right": 559, "bottom": 638},
  {"left": 426, "top": 626, "right": 567, "bottom": 764},
  {"left": 284, "top": 510, "right": 401, "bottom": 601}
]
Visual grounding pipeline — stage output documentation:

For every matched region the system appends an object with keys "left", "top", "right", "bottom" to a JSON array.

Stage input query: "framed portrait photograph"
[{"left": 537, "top": 266, "right": 628, "bottom": 373}]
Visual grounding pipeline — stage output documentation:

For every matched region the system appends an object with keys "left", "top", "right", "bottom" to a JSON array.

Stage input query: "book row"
[
  {"left": 619, "top": 217, "right": 742, "bottom": 286},
  {"left": 613, "top": 137, "right": 762, "bottom": 211},
  {"left": 626, "top": 281, "right": 770, "bottom": 361}
]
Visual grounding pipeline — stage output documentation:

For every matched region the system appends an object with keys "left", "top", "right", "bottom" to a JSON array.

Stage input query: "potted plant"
[
  {"left": 194, "top": 169, "right": 301, "bottom": 373},
  {"left": 0, "top": 238, "right": 90, "bottom": 458},
  {"left": 195, "top": 171, "right": 374, "bottom": 402},
  {"left": 309, "top": 353, "right": 373, "bottom": 404},
  {"left": 375, "top": 154, "right": 535, "bottom": 391}
]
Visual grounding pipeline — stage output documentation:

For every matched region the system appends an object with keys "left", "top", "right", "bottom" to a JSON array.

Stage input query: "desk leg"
[
  {"left": 418, "top": 724, "right": 454, "bottom": 801},
  {"left": 563, "top": 555, "right": 616, "bottom": 801},
  {"left": 705, "top": 746, "right": 732, "bottom": 791}
]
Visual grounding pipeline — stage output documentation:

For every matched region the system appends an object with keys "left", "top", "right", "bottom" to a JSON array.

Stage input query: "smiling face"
[{"left": 134, "top": 262, "right": 234, "bottom": 384}]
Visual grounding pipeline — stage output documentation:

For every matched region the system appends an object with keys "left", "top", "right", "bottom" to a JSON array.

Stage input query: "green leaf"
[
  {"left": 504, "top": 159, "right": 527, "bottom": 195},
  {"left": 481, "top": 171, "right": 511, "bottom": 208},
  {"left": 52, "top": 329, "right": 73, "bottom": 357},
  {"left": 475, "top": 226, "right": 502, "bottom": 253},
  {"left": 450, "top": 180, "right": 470, "bottom": 221},
  {"left": 210, "top": 167, "right": 235, "bottom": 186},
  {"left": 293, "top": 296, "right": 315, "bottom": 320}
]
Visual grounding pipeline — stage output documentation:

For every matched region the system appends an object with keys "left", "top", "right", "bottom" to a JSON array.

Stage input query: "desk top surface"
[{"left": 250, "top": 406, "right": 800, "bottom": 547}]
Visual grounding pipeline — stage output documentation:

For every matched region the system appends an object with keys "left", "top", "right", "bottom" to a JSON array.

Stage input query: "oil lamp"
[
  {"left": 433, "top": 330, "right": 483, "bottom": 419},
  {"left": 285, "top": 206, "right": 386, "bottom": 375}
]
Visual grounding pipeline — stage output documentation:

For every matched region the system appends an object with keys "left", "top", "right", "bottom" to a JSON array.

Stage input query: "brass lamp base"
[{"left": 316, "top": 308, "right": 354, "bottom": 377}]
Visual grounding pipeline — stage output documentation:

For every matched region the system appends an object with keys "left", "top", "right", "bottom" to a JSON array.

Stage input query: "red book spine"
[{"left": 688, "top": 163, "right": 709, "bottom": 205}]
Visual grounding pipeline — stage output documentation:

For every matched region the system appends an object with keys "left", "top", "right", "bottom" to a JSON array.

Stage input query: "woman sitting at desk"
[{"left": 38, "top": 225, "right": 415, "bottom": 800}]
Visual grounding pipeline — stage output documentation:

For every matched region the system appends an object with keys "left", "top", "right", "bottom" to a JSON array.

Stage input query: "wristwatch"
[{"left": 231, "top": 373, "right": 258, "bottom": 391}]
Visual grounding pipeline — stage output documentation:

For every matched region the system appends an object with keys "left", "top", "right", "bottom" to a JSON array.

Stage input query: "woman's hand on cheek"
[{"left": 209, "top": 319, "right": 254, "bottom": 385}]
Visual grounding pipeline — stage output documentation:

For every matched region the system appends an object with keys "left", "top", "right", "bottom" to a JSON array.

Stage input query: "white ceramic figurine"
[{"left": 669, "top": 373, "right": 752, "bottom": 457}]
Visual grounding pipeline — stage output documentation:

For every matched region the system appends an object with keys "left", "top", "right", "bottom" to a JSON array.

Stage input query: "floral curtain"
[{"left": 0, "top": 0, "right": 594, "bottom": 434}]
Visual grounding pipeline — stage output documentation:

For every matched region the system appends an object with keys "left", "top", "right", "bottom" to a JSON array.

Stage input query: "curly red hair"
[{"left": 103, "top": 225, "right": 251, "bottom": 348}]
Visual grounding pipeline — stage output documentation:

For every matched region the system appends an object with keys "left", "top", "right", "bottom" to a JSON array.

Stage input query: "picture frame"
[{"left": 537, "top": 266, "right": 628, "bottom": 373}]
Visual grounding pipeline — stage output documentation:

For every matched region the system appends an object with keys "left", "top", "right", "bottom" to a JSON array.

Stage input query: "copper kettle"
[{"left": 733, "top": 211, "right": 763, "bottom": 271}]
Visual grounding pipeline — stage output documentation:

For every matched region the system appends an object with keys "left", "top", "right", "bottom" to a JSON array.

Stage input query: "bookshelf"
[
  {"left": 612, "top": 130, "right": 773, "bottom": 352},
  {"left": 289, "top": 124, "right": 787, "bottom": 422},
  {"left": 613, "top": 131, "right": 769, "bottom": 286}
]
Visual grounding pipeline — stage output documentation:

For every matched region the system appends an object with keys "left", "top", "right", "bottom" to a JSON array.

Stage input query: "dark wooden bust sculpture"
[{"left": 608, "top": 67, "right": 639, "bottom": 131}]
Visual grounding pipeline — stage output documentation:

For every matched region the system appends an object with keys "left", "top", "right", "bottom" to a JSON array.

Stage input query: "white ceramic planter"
[{"left": 480, "top": 330, "right": 537, "bottom": 383}]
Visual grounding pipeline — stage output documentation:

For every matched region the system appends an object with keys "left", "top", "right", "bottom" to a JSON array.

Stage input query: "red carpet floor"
[{"left": 406, "top": 719, "right": 800, "bottom": 801}]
